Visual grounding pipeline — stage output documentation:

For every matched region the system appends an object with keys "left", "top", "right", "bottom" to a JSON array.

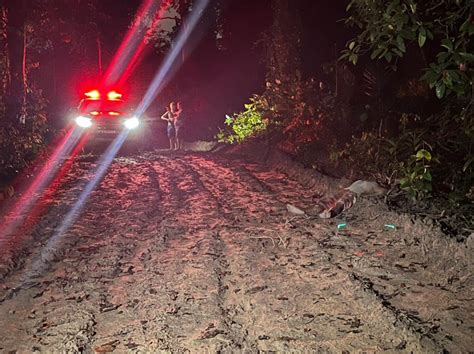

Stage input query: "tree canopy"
[{"left": 341, "top": 0, "right": 473, "bottom": 101}]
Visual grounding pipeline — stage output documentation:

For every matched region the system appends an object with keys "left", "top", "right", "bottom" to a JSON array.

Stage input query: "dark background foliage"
[{"left": 0, "top": 0, "right": 472, "bottom": 230}]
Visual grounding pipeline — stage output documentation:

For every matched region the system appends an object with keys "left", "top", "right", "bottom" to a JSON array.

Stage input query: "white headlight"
[
  {"left": 124, "top": 116, "right": 139, "bottom": 130},
  {"left": 75, "top": 116, "right": 92, "bottom": 128}
]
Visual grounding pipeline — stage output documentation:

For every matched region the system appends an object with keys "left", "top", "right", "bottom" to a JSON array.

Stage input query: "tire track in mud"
[
  {"left": 0, "top": 158, "right": 169, "bottom": 351},
  {"left": 142, "top": 156, "right": 258, "bottom": 351},
  {"left": 0, "top": 160, "right": 97, "bottom": 280},
  {"left": 76, "top": 159, "right": 167, "bottom": 351},
  {"left": 0, "top": 152, "right": 462, "bottom": 352},
  {"left": 27, "top": 155, "right": 250, "bottom": 350},
  {"left": 183, "top": 161, "right": 260, "bottom": 350},
  {"left": 310, "top": 209, "right": 472, "bottom": 352},
  {"left": 305, "top": 231, "right": 441, "bottom": 351},
  {"left": 248, "top": 162, "right": 455, "bottom": 350},
  {"left": 186, "top": 154, "right": 436, "bottom": 351},
  {"left": 86, "top": 157, "right": 181, "bottom": 352},
  {"left": 225, "top": 160, "right": 440, "bottom": 348},
  {"left": 206, "top": 156, "right": 443, "bottom": 350},
  {"left": 79, "top": 156, "right": 216, "bottom": 351}
]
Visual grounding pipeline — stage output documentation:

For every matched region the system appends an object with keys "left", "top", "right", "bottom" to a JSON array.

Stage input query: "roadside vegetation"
[{"left": 219, "top": 0, "right": 473, "bottom": 239}]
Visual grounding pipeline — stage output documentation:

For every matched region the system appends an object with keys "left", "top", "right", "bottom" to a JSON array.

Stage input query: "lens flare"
[
  {"left": 136, "top": 0, "right": 210, "bottom": 117},
  {"left": 124, "top": 116, "right": 140, "bottom": 129},
  {"left": 3, "top": 0, "right": 211, "bottom": 285},
  {"left": 30, "top": 131, "right": 129, "bottom": 276},
  {"left": 0, "top": 127, "right": 81, "bottom": 245},
  {"left": 21, "top": 0, "right": 166, "bottom": 272},
  {"left": 103, "top": 0, "right": 170, "bottom": 88},
  {"left": 75, "top": 116, "right": 93, "bottom": 128}
]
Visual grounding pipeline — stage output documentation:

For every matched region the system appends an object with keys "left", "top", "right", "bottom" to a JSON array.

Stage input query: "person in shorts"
[
  {"left": 174, "top": 101, "right": 186, "bottom": 150},
  {"left": 161, "top": 101, "right": 177, "bottom": 150}
]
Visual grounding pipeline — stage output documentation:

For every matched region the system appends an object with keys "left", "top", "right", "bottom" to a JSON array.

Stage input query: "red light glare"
[
  {"left": 84, "top": 90, "right": 100, "bottom": 99},
  {"left": 107, "top": 91, "right": 122, "bottom": 100},
  {"left": 108, "top": 111, "right": 120, "bottom": 116},
  {"left": 90, "top": 111, "right": 100, "bottom": 116}
]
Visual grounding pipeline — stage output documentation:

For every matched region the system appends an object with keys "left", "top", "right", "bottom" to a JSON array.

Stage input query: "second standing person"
[
  {"left": 161, "top": 101, "right": 178, "bottom": 150},
  {"left": 174, "top": 101, "right": 185, "bottom": 150}
]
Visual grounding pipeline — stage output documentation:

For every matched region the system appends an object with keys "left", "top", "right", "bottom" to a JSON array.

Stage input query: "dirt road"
[{"left": 0, "top": 151, "right": 472, "bottom": 352}]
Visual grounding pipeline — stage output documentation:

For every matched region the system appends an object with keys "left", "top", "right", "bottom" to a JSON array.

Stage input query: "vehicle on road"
[{"left": 73, "top": 89, "right": 145, "bottom": 150}]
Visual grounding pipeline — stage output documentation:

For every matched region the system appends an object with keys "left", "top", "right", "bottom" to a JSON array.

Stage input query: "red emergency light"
[
  {"left": 84, "top": 90, "right": 101, "bottom": 100},
  {"left": 107, "top": 91, "right": 123, "bottom": 100},
  {"left": 83, "top": 90, "right": 123, "bottom": 101}
]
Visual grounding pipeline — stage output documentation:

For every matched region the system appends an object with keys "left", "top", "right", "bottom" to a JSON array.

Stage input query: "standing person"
[
  {"left": 161, "top": 102, "right": 177, "bottom": 150},
  {"left": 174, "top": 101, "right": 186, "bottom": 150}
]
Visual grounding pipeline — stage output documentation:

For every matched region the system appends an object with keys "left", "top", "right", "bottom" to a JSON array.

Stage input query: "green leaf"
[
  {"left": 426, "top": 29, "right": 434, "bottom": 40},
  {"left": 459, "top": 52, "right": 474, "bottom": 61},
  {"left": 423, "top": 171, "right": 432, "bottom": 181},
  {"left": 437, "top": 51, "right": 450, "bottom": 63},
  {"left": 463, "top": 156, "right": 474, "bottom": 172},
  {"left": 442, "top": 71, "right": 453, "bottom": 87},
  {"left": 370, "top": 47, "right": 384, "bottom": 60},
  {"left": 420, "top": 69, "right": 440, "bottom": 84},
  {"left": 436, "top": 83, "right": 446, "bottom": 99},
  {"left": 385, "top": 52, "right": 393, "bottom": 62},
  {"left": 418, "top": 29, "right": 426, "bottom": 47},
  {"left": 416, "top": 149, "right": 432, "bottom": 161},
  {"left": 349, "top": 53, "right": 358, "bottom": 65},
  {"left": 450, "top": 70, "right": 460, "bottom": 81},
  {"left": 396, "top": 35, "right": 406, "bottom": 52},
  {"left": 392, "top": 48, "right": 404, "bottom": 57},
  {"left": 225, "top": 115, "right": 233, "bottom": 125},
  {"left": 378, "top": 47, "right": 389, "bottom": 59},
  {"left": 401, "top": 29, "right": 416, "bottom": 40},
  {"left": 400, "top": 178, "right": 409, "bottom": 188},
  {"left": 349, "top": 41, "right": 355, "bottom": 50},
  {"left": 441, "top": 38, "right": 453, "bottom": 51},
  {"left": 339, "top": 51, "right": 351, "bottom": 61}
]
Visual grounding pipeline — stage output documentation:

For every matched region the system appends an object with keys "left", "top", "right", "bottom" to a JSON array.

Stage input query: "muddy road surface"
[{"left": 0, "top": 151, "right": 472, "bottom": 352}]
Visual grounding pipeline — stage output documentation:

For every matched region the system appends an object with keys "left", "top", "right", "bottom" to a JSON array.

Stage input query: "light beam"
[
  {"left": 103, "top": 0, "right": 170, "bottom": 88},
  {"left": 135, "top": 0, "right": 210, "bottom": 116},
  {"left": 29, "top": 131, "right": 129, "bottom": 276},
  {"left": 0, "top": 127, "right": 81, "bottom": 245}
]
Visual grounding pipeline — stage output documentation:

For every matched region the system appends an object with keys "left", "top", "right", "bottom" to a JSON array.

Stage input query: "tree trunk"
[
  {"left": 5, "top": 0, "right": 26, "bottom": 124},
  {"left": 97, "top": 36, "right": 102, "bottom": 77},
  {"left": 0, "top": 5, "right": 9, "bottom": 100},
  {"left": 20, "top": 22, "right": 27, "bottom": 124},
  {"left": 269, "top": 0, "right": 302, "bottom": 81}
]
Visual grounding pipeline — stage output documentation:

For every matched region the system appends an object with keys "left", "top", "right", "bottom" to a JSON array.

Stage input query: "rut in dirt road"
[{"left": 0, "top": 152, "right": 472, "bottom": 352}]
